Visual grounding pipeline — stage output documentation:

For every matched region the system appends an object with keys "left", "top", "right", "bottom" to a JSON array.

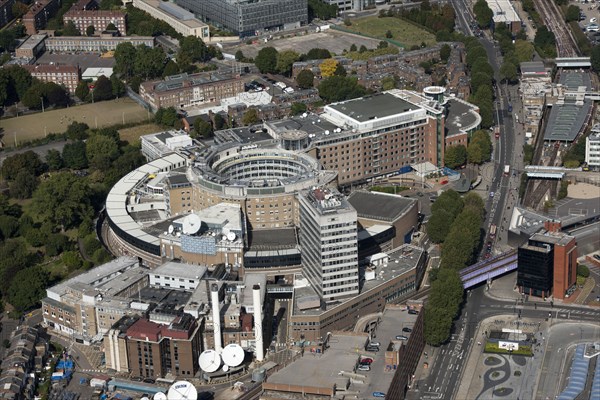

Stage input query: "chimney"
[
  {"left": 210, "top": 283, "right": 222, "bottom": 353},
  {"left": 544, "top": 220, "right": 561, "bottom": 233},
  {"left": 252, "top": 284, "right": 264, "bottom": 362}
]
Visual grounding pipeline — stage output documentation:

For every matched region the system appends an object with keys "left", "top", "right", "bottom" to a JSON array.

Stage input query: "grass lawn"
[
  {"left": 119, "top": 123, "right": 164, "bottom": 146},
  {"left": 345, "top": 16, "right": 436, "bottom": 48}
]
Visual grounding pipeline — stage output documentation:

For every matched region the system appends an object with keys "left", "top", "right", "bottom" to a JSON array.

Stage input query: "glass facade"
[{"left": 517, "top": 244, "right": 553, "bottom": 297}]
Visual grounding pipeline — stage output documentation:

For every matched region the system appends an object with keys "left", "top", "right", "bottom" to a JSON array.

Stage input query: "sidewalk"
[{"left": 484, "top": 270, "right": 522, "bottom": 303}]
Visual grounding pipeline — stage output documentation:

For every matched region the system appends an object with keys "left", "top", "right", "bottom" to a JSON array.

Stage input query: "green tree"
[
  {"left": 514, "top": 40, "right": 534, "bottom": 63},
  {"left": 381, "top": 75, "right": 396, "bottom": 91},
  {"left": 62, "top": 141, "right": 89, "bottom": 169},
  {"left": 359, "top": 45, "right": 368, "bottom": 53},
  {"left": 114, "top": 42, "right": 137, "bottom": 79},
  {"left": 500, "top": 61, "right": 518, "bottom": 82},
  {"left": 318, "top": 75, "right": 366, "bottom": 103},
  {"left": 134, "top": 45, "right": 166, "bottom": 79},
  {"left": 296, "top": 69, "right": 315, "bottom": 89},
  {"left": 11, "top": 1, "right": 28, "bottom": 18},
  {"left": 86, "top": 134, "right": 120, "bottom": 170},
  {"left": 0, "top": 151, "right": 45, "bottom": 181},
  {"left": 177, "top": 36, "right": 209, "bottom": 66},
  {"left": 111, "top": 75, "right": 126, "bottom": 98},
  {"left": 45, "top": 233, "right": 70, "bottom": 257},
  {"left": 155, "top": 106, "right": 179, "bottom": 127},
  {"left": 577, "top": 264, "right": 590, "bottom": 278},
  {"left": 62, "top": 251, "right": 83, "bottom": 271},
  {"left": 305, "top": 48, "right": 331, "bottom": 60},
  {"left": 0, "top": 215, "right": 20, "bottom": 239},
  {"left": 9, "top": 170, "right": 38, "bottom": 199},
  {"left": 21, "top": 83, "right": 44, "bottom": 109},
  {"left": 440, "top": 44, "right": 452, "bottom": 62},
  {"left": 213, "top": 113, "right": 226, "bottom": 130},
  {"left": 431, "top": 190, "right": 463, "bottom": 219},
  {"left": 385, "top": 30, "right": 393, "bottom": 38},
  {"left": 591, "top": 45, "right": 600, "bottom": 72},
  {"left": 558, "top": 180, "right": 569, "bottom": 200},
  {"left": 162, "top": 60, "right": 179, "bottom": 77},
  {"left": 7, "top": 266, "right": 49, "bottom": 312},
  {"left": 235, "top": 50, "right": 245, "bottom": 62},
  {"left": 194, "top": 118, "right": 213, "bottom": 139},
  {"left": 86, "top": 25, "right": 95, "bottom": 36},
  {"left": 426, "top": 209, "right": 454, "bottom": 243},
  {"left": 471, "top": 72, "right": 492, "bottom": 94},
  {"left": 565, "top": 5, "right": 580, "bottom": 22},
  {"left": 444, "top": 144, "right": 467, "bottom": 169},
  {"left": 463, "top": 192, "right": 485, "bottom": 216},
  {"left": 43, "top": 82, "right": 70, "bottom": 107},
  {"left": 467, "top": 141, "right": 484, "bottom": 164},
  {"left": 31, "top": 172, "right": 93, "bottom": 230},
  {"left": 75, "top": 80, "right": 90, "bottom": 102},
  {"left": 5, "top": 65, "right": 32, "bottom": 101},
  {"left": 0, "top": 239, "right": 37, "bottom": 294},
  {"left": 472, "top": 58, "right": 494, "bottom": 77},
  {"left": 307, "top": 0, "right": 338, "bottom": 21},
  {"left": 290, "top": 102, "right": 307, "bottom": 116},
  {"left": 466, "top": 46, "right": 488, "bottom": 68},
  {"left": 242, "top": 108, "right": 259, "bottom": 126},
  {"left": 46, "top": 149, "right": 64, "bottom": 171},
  {"left": 473, "top": 0, "right": 493, "bottom": 28},
  {"left": 92, "top": 75, "right": 113, "bottom": 101},
  {"left": 66, "top": 122, "right": 90, "bottom": 140},
  {"left": 276, "top": 50, "right": 300, "bottom": 76},
  {"left": 63, "top": 21, "right": 80, "bottom": 36},
  {"left": 255, "top": 47, "right": 279, "bottom": 74}
]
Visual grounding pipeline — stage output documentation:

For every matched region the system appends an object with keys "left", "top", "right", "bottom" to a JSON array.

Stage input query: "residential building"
[
  {"left": 22, "top": 64, "right": 80, "bottom": 93},
  {"left": 517, "top": 221, "right": 577, "bottom": 299},
  {"left": 23, "top": 0, "right": 60, "bottom": 34},
  {"left": 299, "top": 187, "right": 359, "bottom": 303},
  {"left": 585, "top": 132, "right": 600, "bottom": 168},
  {"left": 324, "top": 0, "right": 373, "bottom": 12},
  {"left": 124, "top": 315, "right": 202, "bottom": 379},
  {"left": 175, "top": 0, "right": 307, "bottom": 37},
  {"left": 0, "top": 326, "right": 43, "bottom": 400},
  {"left": 63, "top": 9, "right": 126, "bottom": 35},
  {"left": 46, "top": 35, "right": 154, "bottom": 52},
  {"left": 131, "top": 0, "right": 209, "bottom": 39},
  {"left": 0, "top": 0, "right": 15, "bottom": 29},
  {"left": 139, "top": 72, "right": 245, "bottom": 111},
  {"left": 15, "top": 33, "right": 47, "bottom": 59}
]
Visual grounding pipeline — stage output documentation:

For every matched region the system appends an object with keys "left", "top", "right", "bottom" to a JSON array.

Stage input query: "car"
[
  {"left": 373, "top": 392, "right": 386, "bottom": 398},
  {"left": 366, "top": 346, "right": 380, "bottom": 352},
  {"left": 489, "top": 191, "right": 495, "bottom": 198},
  {"left": 360, "top": 357, "right": 374, "bottom": 364},
  {"left": 131, "top": 377, "right": 143, "bottom": 382},
  {"left": 369, "top": 341, "right": 381, "bottom": 347},
  {"left": 143, "top": 378, "right": 155, "bottom": 384},
  {"left": 593, "top": 254, "right": 600, "bottom": 261},
  {"left": 408, "top": 309, "right": 419, "bottom": 315},
  {"left": 416, "top": 192, "right": 424, "bottom": 197},
  {"left": 402, "top": 327, "right": 412, "bottom": 333},
  {"left": 487, "top": 241, "right": 492, "bottom": 251},
  {"left": 592, "top": 17, "right": 598, "bottom": 23},
  {"left": 358, "top": 364, "right": 371, "bottom": 371},
  {"left": 395, "top": 335, "right": 408, "bottom": 340}
]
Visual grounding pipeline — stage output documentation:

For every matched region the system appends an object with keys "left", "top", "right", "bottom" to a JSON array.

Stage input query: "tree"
[
  {"left": 276, "top": 50, "right": 299, "bottom": 76},
  {"left": 66, "top": 122, "right": 89, "bottom": 140},
  {"left": 9, "top": 170, "right": 38, "bottom": 199},
  {"left": 63, "top": 21, "right": 80, "bottom": 36},
  {"left": 473, "top": 0, "right": 493, "bottom": 28},
  {"left": 349, "top": 44, "right": 357, "bottom": 52},
  {"left": 385, "top": 30, "right": 393, "bottom": 38},
  {"left": 5, "top": 65, "right": 32, "bottom": 101},
  {"left": 155, "top": 107, "right": 179, "bottom": 127},
  {"left": 319, "top": 58, "right": 339, "bottom": 78},
  {"left": 591, "top": 45, "right": 600, "bottom": 72},
  {"left": 426, "top": 209, "right": 454, "bottom": 243},
  {"left": 307, "top": 0, "right": 338, "bottom": 21},
  {"left": 472, "top": 58, "right": 494, "bottom": 77},
  {"left": 0, "top": 239, "right": 38, "bottom": 295},
  {"left": 46, "top": 149, "right": 64, "bottom": 171},
  {"left": 241, "top": 108, "right": 259, "bottom": 126},
  {"left": 255, "top": 47, "right": 278, "bottom": 74},
  {"left": 334, "top": 63, "right": 346, "bottom": 77},
  {"left": 381, "top": 75, "right": 396, "bottom": 91},
  {"left": 213, "top": 113, "right": 226, "bottom": 130},
  {"left": 162, "top": 60, "right": 179, "bottom": 77},
  {"left": 235, "top": 50, "right": 245, "bottom": 62},
  {"left": 463, "top": 192, "right": 485, "bottom": 216},
  {"left": 194, "top": 118, "right": 213, "bottom": 139},
  {"left": 177, "top": 36, "right": 209, "bottom": 66},
  {"left": 471, "top": 71, "right": 492, "bottom": 94},
  {"left": 7, "top": 266, "right": 49, "bottom": 312},
  {"left": 444, "top": 145, "right": 467, "bottom": 169},
  {"left": 296, "top": 69, "right": 314, "bottom": 89},
  {"left": 21, "top": 84, "right": 44, "bottom": 109},
  {"left": 11, "top": 1, "right": 28, "bottom": 18},
  {"left": 42, "top": 82, "right": 69, "bottom": 107},
  {"left": 577, "top": 264, "right": 590, "bottom": 278},
  {"left": 86, "top": 134, "right": 120, "bottom": 170},
  {"left": 465, "top": 46, "right": 488, "bottom": 68},
  {"left": 305, "top": 48, "right": 331, "bottom": 60},
  {"left": 45, "top": 233, "right": 70, "bottom": 257},
  {"left": 470, "top": 130, "right": 492, "bottom": 162},
  {"left": 377, "top": 41, "right": 388, "bottom": 49},
  {"left": 75, "top": 80, "right": 90, "bottom": 101},
  {"left": 318, "top": 76, "right": 366, "bottom": 103},
  {"left": 290, "top": 102, "right": 307, "bottom": 116},
  {"left": 31, "top": 172, "right": 93, "bottom": 230},
  {"left": 93, "top": 75, "right": 114, "bottom": 101},
  {"left": 111, "top": 75, "right": 126, "bottom": 98},
  {"left": 500, "top": 61, "right": 518, "bottom": 82},
  {"left": 0, "top": 151, "right": 45, "bottom": 181},
  {"left": 440, "top": 44, "right": 451, "bottom": 62},
  {"left": 86, "top": 25, "right": 95, "bottom": 36},
  {"left": 514, "top": 40, "right": 534, "bottom": 63},
  {"left": 114, "top": 42, "right": 137, "bottom": 79},
  {"left": 359, "top": 45, "right": 368, "bottom": 53},
  {"left": 133, "top": 46, "right": 166, "bottom": 79},
  {"left": 0, "top": 215, "right": 20, "bottom": 239},
  {"left": 565, "top": 5, "right": 580, "bottom": 22},
  {"left": 431, "top": 190, "right": 463, "bottom": 218},
  {"left": 62, "top": 141, "right": 89, "bottom": 169}
]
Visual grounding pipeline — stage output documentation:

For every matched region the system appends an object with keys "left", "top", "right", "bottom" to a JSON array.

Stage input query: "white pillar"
[
  {"left": 253, "top": 284, "right": 264, "bottom": 362},
  {"left": 211, "top": 284, "right": 222, "bottom": 353}
]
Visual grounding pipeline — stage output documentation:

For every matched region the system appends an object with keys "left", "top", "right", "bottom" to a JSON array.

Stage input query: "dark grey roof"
[
  {"left": 167, "top": 174, "right": 190, "bottom": 186},
  {"left": 328, "top": 93, "right": 418, "bottom": 122},
  {"left": 445, "top": 99, "right": 479, "bottom": 136},
  {"left": 347, "top": 190, "right": 416, "bottom": 222},
  {"left": 520, "top": 61, "right": 546, "bottom": 74},
  {"left": 543, "top": 100, "right": 592, "bottom": 142},
  {"left": 155, "top": 132, "right": 174, "bottom": 143},
  {"left": 248, "top": 228, "right": 298, "bottom": 249},
  {"left": 559, "top": 71, "right": 592, "bottom": 90}
]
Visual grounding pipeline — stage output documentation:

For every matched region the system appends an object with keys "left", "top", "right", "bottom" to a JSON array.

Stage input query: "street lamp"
[{"left": 40, "top": 96, "right": 45, "bottom": 113}]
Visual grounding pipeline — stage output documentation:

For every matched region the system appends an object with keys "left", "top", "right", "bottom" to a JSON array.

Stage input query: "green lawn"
[{"left": 345, "top": 16, "right": 436, "bottom": 48}]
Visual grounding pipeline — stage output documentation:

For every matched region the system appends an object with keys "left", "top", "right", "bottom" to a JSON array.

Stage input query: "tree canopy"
[
  {"left": 296, "top": 69, "right": 315, "bottom": 89},
  {"left": 318, "top": 76, "right": 367, "bottom": 103},
  {"left": 255, "top": 47, "right": 279, "bottom": 74}
]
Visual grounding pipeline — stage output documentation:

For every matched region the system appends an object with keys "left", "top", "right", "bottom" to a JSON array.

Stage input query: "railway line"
[{"left": 533, "top": 0, "right": 579, "bottom": 57}]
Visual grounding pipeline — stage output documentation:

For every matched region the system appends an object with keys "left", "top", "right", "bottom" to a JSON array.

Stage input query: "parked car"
[
  {"left": 360, "top": 357, "right": 373, "bottom": 364},
  {"left": 395, "top": 335, "right": 408, "bottom": 340},
  {"left": 408, "top": 309, "right": 419, "bottom": 315},
  {"left": 366, "top": 345, "right": 380, "bottom": 352},
  {"left": 373, "top": 392, "right": 386, "bottom": 398},
  {"left": 369, "top": 341, "right": 381, "bottom": 347},
  {"left": 358, "top": 364, "right": 371, "bottom": 371},
  {"left": 143, "top": 378, "right": 155, "bottom": 384},
  {"left": 402, "top": 327, "right": 412, "bottom": 333}
]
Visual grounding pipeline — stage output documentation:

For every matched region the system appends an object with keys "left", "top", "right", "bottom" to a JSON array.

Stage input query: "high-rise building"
[
  {"left": 517, "top": 221, "right": 577, "bottom": 299},
  {"left": 299, "top": 187, "right": 359, "bottom": 303},
  {"left": 175, "top": 0, "right": 307, "bottom": 37}
]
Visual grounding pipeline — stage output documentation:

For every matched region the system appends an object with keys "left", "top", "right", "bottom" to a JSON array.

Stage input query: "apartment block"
[
  {"left": 585, "top": 132, "right": 600, "bottom": 168},
  {"left": 15, "top": 33, "right": 47, "bottom": 59},
  {"left": 63, "top": 9, "right": 126, "bottom": 35},
  {"left": 46, "top": 35, "right": 154, "bottom": 52},
  {"left": 23, "top": 0, "right": 60, "bottom": 34},
  {"left": 131, "top": 0, "right": 209, "bottom": 39},
  {"left": 0, "top": 0, "right": 15, "bottom": 29},
  {"left": 22, "top": 64, "right": 80, "bottom": 93}
]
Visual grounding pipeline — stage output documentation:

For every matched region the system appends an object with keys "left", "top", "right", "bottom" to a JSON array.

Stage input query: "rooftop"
[
  {"left": 520, "top": 61, "right": 548, "bottom": 76},
  {"left": 214, "top": 126, "right": 273, "bottom": 145},
  {"left": 530, "top": 231, "right": 576, "bottom": 247},
  {"left": 486, "top": 0, "right": 520, "bottom": 23},
  {"left": 247, "top": 228, "right": 298, "bottom": 249},
  {"left": 17, "top": 34, "right": 47, "bottom": 50},
  {"left": 347, "top": 190, "right": 417, "bottom": 222},
  {"left": 327, "top": 92, "right": 418, "bottom": 123},
  {"left": 303, "top": 187, "right": 355, "bottom": 216},
  {"left": 544, "top": 100, "right": 592, "bottom": 142},
  {"left": 445, "top": 98, "right": 482, "bottom": 136},
  {"left": 144, "top": 72, "right": 237, "bottom": 94},
  {"left": 152, "top": 261, "right": 208, "bottom": 280}
]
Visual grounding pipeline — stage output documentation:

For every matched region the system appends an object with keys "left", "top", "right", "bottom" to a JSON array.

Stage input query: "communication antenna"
[
  {"left": 153, "top": 393, "right": 167, "bottom": 400},
  {"left": 198, "top": 350, "right": 221, "bottom": 373},
  {"left": 168, "top": 225, "right": 174, "bottom": 235},
  {"left": 222, "top": 343, "right": 245, "bottom": 367},
  {"left": 182, "top": 214, "right": 202, "bottom": 235},
  {"left": 167, "top": 381, "right": 198, "bottom": 400},
  {"left": 227, "top": 231, "right": 237, "bottom": 241}
]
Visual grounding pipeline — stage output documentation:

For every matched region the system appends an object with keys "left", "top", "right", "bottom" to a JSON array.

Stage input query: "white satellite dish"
[
  {"left": 167, "top": 381, "right": 198, "bottom": 400},
  {"left": 226, "top": 231, "right": 236, "bottom": 241},
  {"left": 222, "top": 227, "right": 230, "bottom": 236},
  {"left": 141, "top": 397, "right": 150, "bottom": 400},
  {"left": 183, "top": 214, "right": 202, "bottom": 235},
  {"left": 168, "top": 225, "right": 174, "bottom": 235},
  {"left": 222, "top": 364, "right": 229, "bottom": 372},
  {"left": 198, "top": 349, "right": 221, "bottom": 373},
  {"left": 222, "top": 343, "right": 245, "bottom": 367},
  {"left": 153, "top": 393, "right": 167, "bottom": 400}
]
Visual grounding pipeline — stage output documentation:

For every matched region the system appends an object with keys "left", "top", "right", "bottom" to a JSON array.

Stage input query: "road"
[{"left": 0, "top": 140, "right": 68, "bottom": 166}]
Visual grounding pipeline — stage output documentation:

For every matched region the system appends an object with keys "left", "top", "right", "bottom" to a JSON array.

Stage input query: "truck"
[{"left": 504, "top": 165, "right": 510, "bottom": 176}]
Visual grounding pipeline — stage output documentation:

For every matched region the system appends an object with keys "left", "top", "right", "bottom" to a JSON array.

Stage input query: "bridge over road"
[{"left": 460, "top": 250, "right": 518, "bottom": 289}]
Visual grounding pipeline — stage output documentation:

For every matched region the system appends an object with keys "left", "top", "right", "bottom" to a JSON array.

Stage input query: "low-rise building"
[
  {"left": 22, "top": 64, "right": 80, "bottom": 93},
  {"left": 0, "top": 326, "right": 44, "bottom": 400},
  {"left": 140, "top": 129, "right": 193, "bottom": 161},
  {"left": 23, "top": 0, "right": 60, "bottom": 34},
  {"left": 585, "top": 132, "right": 600, "bottom": 168},
  {"left": 139, "top": 72, "right": 245, "bottom": 111},
  {"left": 15, "top": 33, "right": 48, "bottom": 59},
  {"left": 46, "top": 35, "right": 154, "bottom": 52},
  {"left": 63, "top": 0, "right": 126, "bottom": 35},
  {"left": 131, "top": 0, "right": 209, "bottom": 40}
]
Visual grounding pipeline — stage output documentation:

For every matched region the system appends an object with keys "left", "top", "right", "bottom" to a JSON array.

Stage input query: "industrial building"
[{"left": 174, "top": 0, "right": 308, "bottom": 37}]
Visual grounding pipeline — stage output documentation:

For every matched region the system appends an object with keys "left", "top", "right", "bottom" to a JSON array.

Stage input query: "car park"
[
  {"left": 358, "top": 364, "right": 371, "bottom": 371},
  {"left": 402, "top": 327, "right": 412, "bottom": 333}
]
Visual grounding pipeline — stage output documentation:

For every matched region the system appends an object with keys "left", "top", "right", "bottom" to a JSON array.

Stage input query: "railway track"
[{"left": 533, "top": 0, "right": 579, "bottom": 57}]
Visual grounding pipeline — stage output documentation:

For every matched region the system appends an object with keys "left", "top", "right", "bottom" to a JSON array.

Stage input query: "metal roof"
[
  {"left": 557, "top": 344, "right": 589, "bottom": 400},
  {"left": 543, "top": 100, "right": 592, "bottom": 142}
]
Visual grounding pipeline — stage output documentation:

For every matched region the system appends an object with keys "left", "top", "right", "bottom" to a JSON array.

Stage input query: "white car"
[
  {"left": 358, "top": 364, "right": 371, "bottom": 371},
  {"left": 591, "top": 18, "right": 598, "bottom": 24},
  {"left": 489, "top": 192, "right": 495, "bottom": 198}
]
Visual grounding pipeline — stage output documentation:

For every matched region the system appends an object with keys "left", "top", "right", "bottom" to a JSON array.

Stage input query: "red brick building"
[
  {"left": 63, "top": 0, "right": 126, "bottom": 35},
  {"left": 23, "top": 64, "right": 80, "bottom": 93},
  {"left": 23, "top": 0, "right": 61, "bottom": 34}
]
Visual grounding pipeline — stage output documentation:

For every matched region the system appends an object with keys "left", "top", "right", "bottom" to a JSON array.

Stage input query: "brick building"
[
  {"left": 0, "top": 0, "right": 15, "bottom": 29},
  {"left": 23, "top": 0, "right": 61, "bottom": 34},
  {"left": 22, "top": 64, "right": 80, "bottom": 93},
  {"left": 46, "top": 35, "right": 154, "bottom": 52},
  {"left": 64, "top": 9, "right": 126, "bottom": 35}
]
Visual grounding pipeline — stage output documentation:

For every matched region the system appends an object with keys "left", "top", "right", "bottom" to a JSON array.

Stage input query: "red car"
[{"left": 360, "top": 358, "right": 373, "bottom": 365}]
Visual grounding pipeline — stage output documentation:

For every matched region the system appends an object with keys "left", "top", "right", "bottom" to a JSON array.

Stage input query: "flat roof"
[
  {"left": 215, "top": 126, "right": 273, "bottom": 144},
  {"left": 247, "top": 228, "right": 298, "bottom": 249},
  {"left": 347, "top": 190, "right": 416, "bottom": 222},
  {"left": 530, "top": 231, "right": 575, "bottom": 246},
  {"left": 151, "top": 261, "right": 207, "bottom": 280},
  {"left": 17, "top": 34, "right": 47, "bottom": 50},
  {"left": 544, "top": 100, "right": 592, "bottom": 142},
  {"left": 559, "top": 71, "right": 592, "bottom": 91},
  {"left": 486, "top": 0, "right": 520, "bottom": 23},
  {"left": 445, "top": 98, "right": 481, "bottom": 136},
  {"left": 520, "top": 61, "right": 547, "bottom": 75},
  {"left": 327, "top": 93, "right": 418, "bottom": 123},
  {"left": 265, "top": 333, "right": 367, "bottom": 393}
]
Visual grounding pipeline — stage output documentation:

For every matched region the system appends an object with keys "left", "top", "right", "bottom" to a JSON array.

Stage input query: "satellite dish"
[
  {"left": 168, "top": 225, "right": 174, "bottom": 235},
  {"left": 198, "top": 350, "right": 221, "bottom": 373},
  {"left": 222, "top": 364, "right": 229, "bottom": 372},
  {"left": 222, "top": 343, "right": 245, "bottom": 367},
  {"left": 227, "top": 231, "right": 236, "bottom": 241},
  {"left": 153, "top": 394, "right": 167, "bottom": 400},
  {"left": 222, "top": 227, "right": 230, "bottom": 236},
  {"left": 183, "top": 214, "right": 202, "bottom": 235},
  {"left": 167, "top": 381, "right": 198, "bottom": 400},
  {"left": 141, "top": 397, "right": 150, "bottom": 400}
]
